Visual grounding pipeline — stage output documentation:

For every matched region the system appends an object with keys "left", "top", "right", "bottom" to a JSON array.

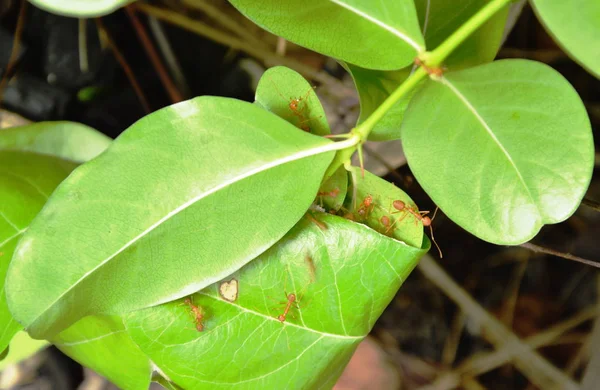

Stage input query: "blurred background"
[{"left": 0, "top": 1, "right": 599, "bottom": 389}]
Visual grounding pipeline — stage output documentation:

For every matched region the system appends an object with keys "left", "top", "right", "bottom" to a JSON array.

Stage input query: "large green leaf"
[
  {"left": 28, "top": 0, "right": 133, "bottom": 17},
  {"left": 530, "top": 0, "right": 600, "bottom": 79},
  {"left": 0, "top": 121, "right": 112, "bottom": 163},
  {"left": 401, "top": 59, "right": 594, "bottom": 244},
  {"left": 348, "top": 0, "right": 510, "bottom": 141},
  {"left": 6, "top": 97, "right": 336, "bottom": 339},
  {"left": 255, "top": 66, "right": 330, "bottom": 136},
  {"left": 125, "top": 213, "right": 429, "bottom": 389},
  {"left": 52, "top": 315, "right": 151, "bottom": 389},
  {"left": 0, "top": 151, "right": 77, "bottom": 355},
  {"left": 229, "top": 0, "right": 424, "bottom": 70}
]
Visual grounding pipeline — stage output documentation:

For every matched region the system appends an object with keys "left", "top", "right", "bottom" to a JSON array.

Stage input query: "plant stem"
[
  {"left": 351, "top": 0, "right": 511, "bottom": 143},
  {"left": 354, "top": 67, "right": 428, "bottom": 141},
  {"left": 425, "top": 0, "right": 512, "bottom": 67}
]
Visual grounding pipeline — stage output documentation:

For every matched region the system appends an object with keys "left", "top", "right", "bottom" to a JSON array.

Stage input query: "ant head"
[
  {"left": 393, "top": 200, "right": 406, "bottom": 211},
  {"left": 364, "top": 195, "right": 373, "bottom": 207},
  {"left": 422, "top": 216, "right": 432, "bottom": 226}
]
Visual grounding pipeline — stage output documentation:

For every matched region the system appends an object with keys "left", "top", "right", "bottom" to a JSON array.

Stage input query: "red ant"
[
  {"left": 276, "top": 292, "right": 300, "bottom": 323},
  {"left": 269, "top": 80, "right": 322, "bottom": 132},
  {"left": 388, "top": 200, "right": 443, "bottom": 258},
  {"left": 182, "top": 297, "right": 205, "bottom": 332},
  {"left": 317, "top": 188, "right": 340, "bottom": 198},
  {"left": 356, "top": 194, "right": 374, "bottom": 221},
  {"left": 414, "top": 57, "right": 444, "bottom": 78},
  {"left": 379, "top": 215, "right": 394, "bottom": 235}
]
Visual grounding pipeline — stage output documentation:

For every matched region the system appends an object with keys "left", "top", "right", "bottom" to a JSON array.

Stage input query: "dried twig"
[
  {"left": 0, "top": 0, "right": 27, "bottom": 111},
  {"left": 95, "top": 18, "right": 151, "bottom": 114},
  {"left": 134, "top": 3, "right": 353, "bottom": 94},
  {"left": 182, "top": 0, "right": 269, "bottom": 50},
  {"left": 125, "top": 5, "right": 183, "bottom": 104},
  {"left": 78, "top": 19, "right": 89, "bottom": 73},
  {"left": 582, "top": 197, "right": 600, "bottom": 213},
  {"left": 147, "top": 16, "right": 190, "bottom": 98},
  {"left": 520, "top": 242, "right": 600, "bottom": 269},
  {"left": 419, "top": 307, "right": 597, "bottom": 389},
  {"left": 418, "top": 255, "right": 580, "bottom": 390}
]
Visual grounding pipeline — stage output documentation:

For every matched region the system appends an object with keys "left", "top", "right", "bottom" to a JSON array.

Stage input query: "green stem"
[
  {"left": 351, "top": 0, "right": 511, "bottom": 143},
  {"left": 424, "top": 0, "right": 512, "bottom": 67},
  {"left": 354, "top": 67, "right": 428, "bottom": 141}
]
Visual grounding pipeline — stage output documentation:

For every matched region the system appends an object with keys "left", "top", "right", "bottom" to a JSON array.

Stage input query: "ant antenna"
[{"left": 428, "top": 207, "right": 443, "bottom": 258}]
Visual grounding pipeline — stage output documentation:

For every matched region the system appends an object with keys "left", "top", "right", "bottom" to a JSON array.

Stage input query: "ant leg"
[{"left": 385, "top": 211, "right": 409, "bottom": 233}]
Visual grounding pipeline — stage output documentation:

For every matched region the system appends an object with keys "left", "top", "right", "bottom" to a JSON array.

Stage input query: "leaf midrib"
[
  {"left": 198, "top": 291, "right": 363, "bottom": 341},
  {"left": 329, "top": 0, "right": 423, "bottom": 51},
  {"left": 441, "top": 77, "right": 535, "bottom": 205}
]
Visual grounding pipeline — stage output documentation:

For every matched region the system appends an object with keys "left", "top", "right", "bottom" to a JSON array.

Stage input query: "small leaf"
[
  {"left": 344, "top": 166, "right": 424, "bottom": 248},
  {"left": 29, "top": 0, "right": 133, "bottom": 17},
  {"left": 229, "top": 0, "right": 424, "bottom": 70},
  {"left": 125, "top": 213, "right": 429, "bottom": 389},
  {"left": 401, "top": 59, "right": 594, "bottom": 244},
  {"left": 0, "top": 331, "right": 48, "bottom": 371},
  {"left": 255, "top": 66, "right": 330, "bottom": 136},
  {"left": 0, "top": 151, "right": 77, "bottom": 354},
  {"left": 530, "top": 0, "right": 600, "bottom": 79},
  {"left": 0, "top": 121, "right": 111, "bottom": 163},
  {"left": 316, "top": 165, "right": 348, "bottom": 211},
  {"left": 52, "top": 315, "right": 151, "bottom": 390},
  {"left": 6, "top": 97, "right": 336, "bottom": 338},
  {"left": 347, "top": 0, "right": 510, "bottom": 141}
]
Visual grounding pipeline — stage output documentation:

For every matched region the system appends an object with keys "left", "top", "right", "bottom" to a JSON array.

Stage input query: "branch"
[
  {"left": 520, "top": 242, "right": 600, "bottom": 269},
  {"left": 417, "top": 255, "right": 580, "bottom": 390}
]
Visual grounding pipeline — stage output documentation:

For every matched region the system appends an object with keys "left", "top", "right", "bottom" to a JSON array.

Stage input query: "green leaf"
[
  {"left": 343, "top": 166, "right": 424, "bottom": 249},
  {"left": 125, "top": 213, "right": 429, "bottom": 390},
  {"left": 0, "top": 331, "right": 48, "bottom": 371},
  {"left": 401, "top": 59, "right": 594, "bottom": 244},
  {"left": 255, "top": 66, "right": 330, "bottom": 136},
  {"left": 530, "top": 0, "right": 600, "bottom": 79},
  {"left": 0, "top": 121, "right": 111, "bottom": 163},
  {"left": 316, "top": 165, "right": 348, "bottom": 211},
  {"left": 415, "top": 0, "right": 509, "bottom": 69},
  {"left": 347, "top": 0, "right": 510, "bottom": 141},
  {"left": 28, "top": 0, "right": 134, "bottom": 17},
  {"left": 0, "top": 151, "right": 77, "bottom": 355},
  {"left": 344, "top": 64, "right": 417, "bottom": 141},
  {"left": 52, "top": 315, "right": 151, "bottom": 389},
  {"left": 6, "top": 96, "right": 336, "bottom": 338},
  {"left": 229, "top": 0, "right": 424, "bottom": 70}
]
